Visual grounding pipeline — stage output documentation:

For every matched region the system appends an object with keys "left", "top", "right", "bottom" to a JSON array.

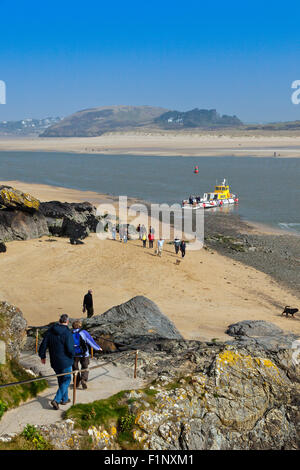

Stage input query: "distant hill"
[
  {"left": 39, "top": 105, "right": 245, "bottom": 137},
  {"left": 0, "top": 117, "right": 61, "bottom": 136},
  {"left": 40, "top": 105, "right": 168, "bottom": 137},
  {"left": 154, "top": 108, "right": 243, "bottom": 128}
]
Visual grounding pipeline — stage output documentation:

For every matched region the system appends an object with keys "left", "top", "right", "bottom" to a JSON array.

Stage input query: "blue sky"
[{"left": 0, "top": 0, "right": 300, "bottom": 122}]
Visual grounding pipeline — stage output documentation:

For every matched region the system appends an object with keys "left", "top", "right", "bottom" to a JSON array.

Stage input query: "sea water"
[{"left": 0, "top": 151, "right": 299, "bottom": 234}]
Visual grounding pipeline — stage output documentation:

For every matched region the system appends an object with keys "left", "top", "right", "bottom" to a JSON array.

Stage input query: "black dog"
[{"left": 281, "top": 306, "right": 299, "bottom": 317}]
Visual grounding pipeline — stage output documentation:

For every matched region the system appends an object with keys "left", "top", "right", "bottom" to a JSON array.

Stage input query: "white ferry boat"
[{"left": 182, "top": 179, "right": 239, "bottom": 210}]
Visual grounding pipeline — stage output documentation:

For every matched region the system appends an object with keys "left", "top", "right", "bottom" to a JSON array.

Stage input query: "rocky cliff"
[
  {"left": 0, "top": 186, "right": 107, "bottom": 245},
  {"left": 21, "top": 297, "right": 300, "bottom": 450}
]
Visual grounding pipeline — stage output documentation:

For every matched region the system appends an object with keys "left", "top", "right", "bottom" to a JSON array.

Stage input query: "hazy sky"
[{"left": 1, "top": 0, "right": 300, "bottom": 122}]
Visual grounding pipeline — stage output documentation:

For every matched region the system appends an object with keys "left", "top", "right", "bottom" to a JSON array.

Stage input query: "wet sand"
[{"left": 1, "top": 131, "right": 300, "bottom": 157}]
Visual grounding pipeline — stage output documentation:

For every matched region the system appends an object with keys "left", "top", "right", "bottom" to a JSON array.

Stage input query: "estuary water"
[{"left": 0, "top": 151, "right": 299, "bottom": 233}]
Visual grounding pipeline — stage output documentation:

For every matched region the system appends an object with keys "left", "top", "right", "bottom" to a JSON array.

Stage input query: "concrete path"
[{"left": 0, "top": 352, "right": 145, "bottom": 436}]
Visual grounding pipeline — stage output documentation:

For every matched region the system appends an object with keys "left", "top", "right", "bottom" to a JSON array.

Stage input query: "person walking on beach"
[
  {"left": 137, "top": 224, "right": 141, "bottom": 240},
  {"left": 180, "top": 240, "right": 186, "bottom": 258},
  {"left": 71, "top": 321, "right": 102, "bottom": 389},
  {"left": 157, "top": 238, "right": 164, "bottom": 257},
  {"left": 148, "top": 230, "right": 154, "bottom": 248},
  {"left": 38, "top": 314, "right": 74, "bottom": 410},
  {"left": 174, "top": 237, "right": 181, "bottom": 255},
  {"left": 142, "top": 232, "right": 147, "bottom": 248},
  {"left": 83, "top": 289, "right": 94, "bottom": 318},
  {"left": 119, "top": 225, "right": 123, "bottom": 242},
  {"left": 120, "top": 224, "right": 127, "bottom": 243},
  {"left": 111, "top": 225, "right": 116, "bottom": 240}
]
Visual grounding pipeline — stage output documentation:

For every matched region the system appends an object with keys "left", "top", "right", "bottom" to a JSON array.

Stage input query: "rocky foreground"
[{"left": 20, "top": 296, "right": 300, "bottom": 450}]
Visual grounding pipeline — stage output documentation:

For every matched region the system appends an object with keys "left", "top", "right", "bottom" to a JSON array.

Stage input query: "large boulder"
[
  {"left": 0, "top": 186, "right": 40, "bottom": 213},
  {"left": 40, "top": 201, "right": 100, "bottom": 239},
  {"left": 0, "top": 209, "right": 49, "bottom": 241},
  {"left": 226, "top": 320, "right": 299, "bottom": 354},
  {"left": 226, "top": 320, "right": 284, "bottom": 337},
  {"left": 0, "top": 301, "right": 27, "bottom": 359},
  {"left": 83, "top": 296, "right": 183, "bottom": 348}
]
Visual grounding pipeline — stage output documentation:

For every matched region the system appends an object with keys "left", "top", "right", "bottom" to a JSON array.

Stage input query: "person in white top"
[{"left": 157, "top": 238, "right": 165, "bottom": 257}]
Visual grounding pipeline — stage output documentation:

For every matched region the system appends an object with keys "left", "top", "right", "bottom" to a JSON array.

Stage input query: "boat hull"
[{"left": 182, "top": 198, "right": 238, "bottom": 210}]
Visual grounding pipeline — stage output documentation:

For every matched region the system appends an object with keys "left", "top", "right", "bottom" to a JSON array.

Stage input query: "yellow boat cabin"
[{"left": 214, "top": 183, "right": 232, "bottom": 200}]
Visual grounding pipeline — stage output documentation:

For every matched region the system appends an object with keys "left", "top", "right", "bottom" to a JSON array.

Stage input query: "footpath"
[{"left": 0, "top": 351, "right": 145, "bottom": 436}]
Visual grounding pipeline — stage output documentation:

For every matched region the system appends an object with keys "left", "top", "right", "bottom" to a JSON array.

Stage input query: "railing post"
[
  {"left": 91, "top": 347, "right": 93, "bottom": 359},
  {"left": 73, "top": 372, "right": 77, "bottom": 406},
  {"left": 134, "top": 350, "right": 138, "bottom": 379},
  {"left": 35, "top": 330, "right": 39, "bottom": 354}
]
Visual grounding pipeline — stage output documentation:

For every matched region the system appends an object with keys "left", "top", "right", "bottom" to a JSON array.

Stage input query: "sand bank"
[
  {"left": 0, "top": 181, "right": 299, "bottom": 342},
  {"left": 1, "top": 132, "right": 300, "bottom": 157}
]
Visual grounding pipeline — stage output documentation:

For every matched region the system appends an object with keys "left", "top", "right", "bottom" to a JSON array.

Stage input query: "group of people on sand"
[
  {"left": 109, "top": 223, "right": 187, "bottom": 259},
  {"left": 174, "top": 238, "right": 186, "bottom": 258},
  {"left": 139, "top": 225, "right": 155, "bottom": 249},
  {"left": 139, "top": 225, "right": 166, "bottom": 257},
  {"left": 38, "top": 290, "right": 101, "bottom": 410}
]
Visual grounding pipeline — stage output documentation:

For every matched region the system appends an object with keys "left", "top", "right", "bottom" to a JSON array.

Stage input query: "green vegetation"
[
  {"left": 20, "top": 424, "right": 52, "bottom": 450},
  {"left": 0, "top": 360, "right": 48, "bottom": 418},
  {"left": 0, "top": 400, "right": 7, "bottom": 419},
  {"left": 0, "top": 424, "right": 53, "bottom": 451},
  {"left": 65, "top": 390, "right": 128, "bottom": 430},
  {"left": 144, "top": 387, "right": 159, "bottom": 396},
  {"left": 65, "top": 389, "right": 145, "bottom": 450}
]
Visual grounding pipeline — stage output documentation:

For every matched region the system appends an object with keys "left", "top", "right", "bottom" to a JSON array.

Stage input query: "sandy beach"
[
  {"left": 1, "top": 181, "right": 299, "bottom": 342},
  {"left": 1, "top": 131, "right": 300, "bottom": 157}
]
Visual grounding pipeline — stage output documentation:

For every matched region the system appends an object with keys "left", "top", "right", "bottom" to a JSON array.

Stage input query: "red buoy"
[{"left": 194, "top": 166, "right": 199, "bottom": 174}]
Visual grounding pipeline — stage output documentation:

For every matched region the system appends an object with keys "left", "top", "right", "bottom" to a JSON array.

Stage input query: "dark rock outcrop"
[
  {"left": 82, "top": 296, "right": 183, "bottom": 348},
  {"left": 0, "top": 209, "right": 49, "bottom": 241},
  {"left": 0, "top": 186, "right": 49, "bottom": 242},
  {"left": 39, "top": 201, "right": 100, "bottom": 239},
  {"left": 0, "top": 242, "right": 6, "bottom": 252}
]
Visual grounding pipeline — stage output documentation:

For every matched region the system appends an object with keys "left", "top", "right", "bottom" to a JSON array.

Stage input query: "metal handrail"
[{"left": 0, "top": 349, "right": 139, "bottom": 406}]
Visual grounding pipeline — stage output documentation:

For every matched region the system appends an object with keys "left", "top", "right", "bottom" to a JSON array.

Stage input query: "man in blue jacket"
[
  {"left": 39, "top": 314, "right": 75, "bottom": 410},
  {"left": 72, "top": 320, "right": 102, "bottom": 389}
]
